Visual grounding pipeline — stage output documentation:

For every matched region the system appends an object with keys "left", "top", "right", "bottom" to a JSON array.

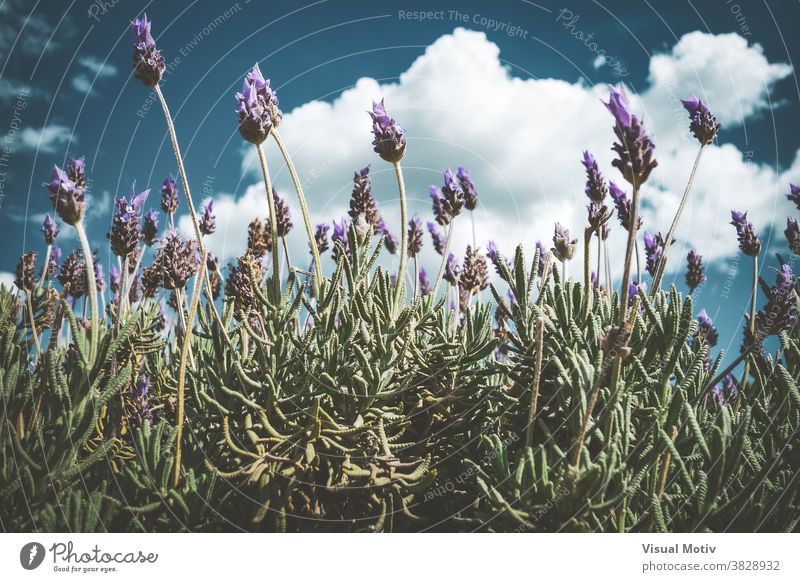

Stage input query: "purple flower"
[
  {"left": 685, "top": 249, "right": 706, "bottom": 293},
  {"left": 642, "top": 231, "right": 663, "bottom": 277},
  {"left": 110, "top": 265, "right": 121, "bottom": 295},
  {"left": 94, "top": 262, "right": 106, "bottom": 293},
  {"left": 711, "top": 373, "right": 738, "bottom": 406},
  {"left": 581, "top": 151, "right": 607, "bottom": 203},
  {"left": 785, "top": 216, "right": 800, "bottom": 255},
  {"left": 42, "top": 214, "right": 59, "bottom": 245},
  {"left": 681, "top": 96, "right": 721, "bottom": 145},
  {"left": 587, "top": 201, "right": 611, "bottom": 231},
  {"left": 695, "top": 308, "right": 718, "bottom": 347},
  {"left": 787, "top": 184, "right": 800, "bottom": 211},
  {"left": 461, "top": 246, "right": 489, "bottom": 293},
  {"left": 730, "top": 210, "right": 761, "bottom": 257},
  {"left": 441, "top": 169, "right": 465, "bottom": 220},
  {"left": 348, "top": 166, "right": 380, "bottom": 229},
  {"left": 408, "top": 215, "right": 423, "bottom": 257},
  {"left": 236, "top": 63, "right": 282, "bottom": 145},
  {"left": 160, "top": 177, "right": 178, "bottom": 214},
  {"left": 551, "top": 223, "right": 577, "bottom": 262},
  {"left": 486, "top": 240, "right": 512, "bottom": 276},
  {"left": 609, "top": 181, "right": 641, "bottom": 232},
  {"left": 47, "top": 245, "right": 62, "bottom": 279},
  {"left": 199, "top": 200, "right": 216, "bottom": 235},
  {"left": 536, "top": 240, "right": 550, "bottom": 277},
  {"left": 754, "top": 264, "right": 798, "bottom": 338},
  {"left": 131, "top": 14, "right": 165, "bottom": 86},
  {"left": 369, "top": 99, "right": 406, "bottom": 163},
  {"left": 628, "top": 280, "right": 647, "bottom": 302},
  {"left": 444, "top": 252, "right": 460, "bottom": 285},
  {"left": 457, "top": 167, "right": 479, "bottom": 211},
  {"left": 419, "top": 267, "right": 431, "bottom": 296},
  {"left": 332, "top": 218, "right": 349, "bottom": 262},
  {"left": 430, "top": 185, "right": 450, "bottom": 226},
  {"left": 377, "top": 216, "right": 398, "bottom": 254},
  {"left": 58, "top": 248, "right": 87, "bottom": 299},
  {"left": 427, "top": 221, "right": 446, "bottom": 255},
  {"left": 314, "top": 223, "right": 330, "bottom": 254},
  {"left": 108, "top": 184, "right": 149, "bottom": 258},
  {"left": 604, "top": 85, "right": 657, "bottom": 187},
  {"left": 47, "top": 157, "right": 87, "bottom": 226},
  {"left": 155, "top": 231, "right": 199, "bottom": 290},
  {"left": 130, "top": 375, "right": 153, "bottom": 427},
  {"left": 143, "top": 209, "right": 159, "bottom": 246}
]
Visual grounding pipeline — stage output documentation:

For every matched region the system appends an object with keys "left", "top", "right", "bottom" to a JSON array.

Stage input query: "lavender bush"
[{"left": 1, "top": 17, "right": 799, "bottom": 533}]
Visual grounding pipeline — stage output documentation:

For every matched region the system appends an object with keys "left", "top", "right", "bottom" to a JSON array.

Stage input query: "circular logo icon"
[{"left": 20, "top": 542, "right": 46, "bottom": 570}]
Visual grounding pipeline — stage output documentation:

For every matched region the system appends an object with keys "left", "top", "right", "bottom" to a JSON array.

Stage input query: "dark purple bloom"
[
  {"left": 754, "top": 264, "right": 798, "bottom": 337},
  {"left": 419, "top": 267, "right": 431, "bottom": 296},
  {"left": 348, "top": 166, "right": 380, "bottom": 228},
  {"left": 643, "top": 231, "right": 663, "bottom": 277},
  {"left": 42, "top": 214, "right": 59, "bottom": 245},
  {"left": 457, "top": 167, "right": 478, "bottom": 211},
  {"left": 314, "top": 223, "right": 330, "bottom": 254},
  {"left": 143, "top": 209, "right": 159, "bottom": 246},
  {"left": 581, "top": 151, "right": 607, "bottom": 203},
  {"left": 131, "top": 14, "right": 165, "bottom": 86},
  {"left": 551, "top": 223, "right": 577, "bottom": 262},
  {"left": 47, "top": 245, "right": 61, "bottom": 279},
  {"left": 236, "top": 63, "right": 282, "bottom": 145},
  {"left": 155, "top": 231, "right": 198, "bottom": 290},
  {"left": 441, "top": 169, "right": 465, "bottom": 221},
  {"left": 332, "top": 218, "right": 349, "bottom": 262},
  {"left": 536, "top": 240, "right": 550, "bottom": 277},
  {"left": 444, "top": 252, "right": 460, "bottom": 285},
  {"left": 58, "top": 248, "right": 87, "bottom": 299},
  {"left": 369, "top": 99, "right": 406, "bottom": 163},
  {"left": 695, "top": 308, "right": 718, "bottom": 347},
  {"left": 199, "top": 200, "right": 216, "bottom": 235},
  {"left": 628, "top": 280, "right": 647, "bottom": 302},
  {"left": 711, "top": 373, "right": 738, "bottom": 406},
  {"left": 681, "top": 96, "right": 721, "bottom": 145},
  {"left": 108, "top": 184, "right": 149, "bottom": 258},
  {"left": 376, "top": 216, "right": 398, "bottom": 254},
  {"left": 428, "top": 221, "right": 446, "bottom": 254},
  {"left": 94, "top": 262, "right": 106, "bottom": 293},
  {"left": 430, "top": 185, "right": 450, "bottom": 226},
  {"left": 110, "top": 265, "right": 121, "bottom": 295},
  {"left": 160, "top": 177, "right": 178, "bottom": 214},
  {"left": 47, "top": 158, "right": 87, "bottom": 226},
  {"left": 785, "top": 216, "right": 800, "bottom": 255},
  {"left": 686, "top": 249, "right": 705, "bottom": 292},
  {"left": 14, "top": 252, "right": 37, "bottom": 291},
  {"left": 787, "top": 184, "right": 800, "bottom": 211},
  {"left": 130, "top": 375, "right": 153, "bottom": 427},
  {"left": 609, "top": 181, "right": 641, "bottom": 232},
  {"left": 408, "top": 215, "right": 423, "bottom": 257},
  {"left": 272, "top": 189, "right": 292, "bottom": 237},
  {"left": 730, "top": 210, "right": 761, "bottom": 257},
  {"left": 604, "top": 85, "right": 657, "bottom": 187}
]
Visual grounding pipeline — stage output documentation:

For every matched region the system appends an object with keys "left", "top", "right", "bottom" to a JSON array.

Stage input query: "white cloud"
[
  {"left": 72, "top": 56, "right": 118, "bottom": 95},
  {"left": 0, "top": 271, "right": 17, "bottom": 291},
  {"left": 17, "top": 124, "right": 74, "bottom": 153},
  {"left": 195, "top": 28, "right": 795, "bottom": 285}
]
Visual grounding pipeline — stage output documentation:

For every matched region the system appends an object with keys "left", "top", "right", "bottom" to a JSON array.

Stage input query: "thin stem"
[
  {"left": 651, "top": 145, "right": 705, "bottom": 296},
  {"left": 604, "top": 238, "right": 611, "bottom": 292},
  {"left": 74, "top": 221, "right": 99, "bottom": 360},
  {"left": 453, "top": 280, "right": 461, "bottom": 331},
  {"left": 38, "top": 245, "right": 51, "bottom": 286},
  {"left": 255, "top": 143, "right": 281, "bottom": 301},
  {"left": 26, "top": 293, "right": 42, "bottom": 358},
  {"left": 432, "top": 221, "right": 455, "bottom": 297},
  {"left": 272, "top": 129, "right": 322, "bottom": 297},
  {"left": 739, "top": 255, "right": 759, "bottom": 390},
  {"left": 413, "top": 255, "right": 419, "bottom": 299},
  {"left": 618, "top": 185, "right": 640, "bottom": 324},
  {"left": 634, "top": 239, "right": 641, "bottom": 285},
  {"left": 282, "top": 236, "right": 292, "bottom": 276},
  {"left": 572, "top": 355, "right": 615, "bottom": 467},
  {"left": 524, "top": 317, "right": 545, "bottom": 450},
  {"left": 583, "top": 227, "right": 592, "bottom": 319},
  {"left": 173, "top": 249, "right": 207, "bottom": 488},
  {"left": 392, "top": 161, "right": 409, "bottom": 304},
  {"left": 595, "top": 234, "right": 601, "bottom": 289}
]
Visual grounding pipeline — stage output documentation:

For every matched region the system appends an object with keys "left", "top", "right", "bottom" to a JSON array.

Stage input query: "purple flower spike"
[
  {"left": 94, "top": 262, "right": 106, "bottom": 293},
  {"left": 130, "top": 375, "right": 153, "bottom": 427},
  {"left": 681, "top": 96, "right": 721, "bottom": 145},
  {"left": 110, "top": 265, "right": 121, "bottom": 294},
  {"left": 430, "top": 185, "right": 450, "bottom": 226},
  {"left": 536, "top": 240, "right": 550, "bottom": 277},
  {"left": 787, "top": 183, "right": 800, "bottom": 211},
  {"left": 419, "top": 267, "right": 431, "bottom": 296},
  {"left": 42, "top": 214, "right": 59, "bottom": 245},
  {"left": 408, "top": 215, "right": 423, "bottom": 257},
  {"left": 200, "top": 200, "right": 216, "bottom": 236},
  {"left": 457, "top": 167, "right": 479, "bottom": 211},
  {"left": 581, "top": 151, "right": 607, "bottom": 203},
  {"left": 47, "top": 245, "right": 61, "bottom": 279},
  {"left": 236, "top": 63, "right": 282, "bottom": 145},
  {"left": 377, "top": 216, "right": 398, "bottom": 254},
  {"left": 604, "top": 85, "right": 657, "bottom": 187},
  {"left": 160, "top": 177, "right": 178, "bottom": 214},
  {"left": 785, "top": 216, "right": 800, "bottom": 255},
  {"left": 754, "top": 264, "right": 798, "bottom": 337},
  {"left": 685, "top": 249, "right": 706, "bottom": 292},
  {"left": 609, "top": 181, "right": 641, "bottom": 232},
  {"left": 332, "top": 218, "right": 349, "bottom": 262},
  {"left": 427, "top": 221, "right": 446, "bottom": 255},
  {"left": 444, "top": 252, "right": 461, "bottom": 285},
  {"left": 628, "top": 280, "right": 647, "bottom": 302},
  {"left": 441, "top": 169, "right": 466, "bottom": 220},
  {"left": 551, "top": 223, "right": 577, "bottom": 262},
  {"left": 143, "top": 209, "right": 159, "bottom": 246},
  {"left": 47, "top": 158, "right": 87, "bottom": 226},
  {"left": 695, "top": 308, "right": 718, "bottom": 347},
  {"left": 642, "top": 231, "right": 663, "bottom": 277},
  {"left": 711, "top": 373, "right": 738, "bottom": 406},
  {"left": 730, "top": 210, "right": 761, "bottom": 257},
  {"left": 108, "top": 184, "right": 149, "bottom": 258},
  {"left": 313, "top": 223, "right": 330, "bottom": 254},
  {"left": 14, "top": 252, "right": 37, "bottom": 291},
  {"left": 131, "top": 14, "right": 165, "bottom": 86},
  {"left": 349, "top": 166, "right": 380, "bottom": 229},
  {"left": 369, "top": 99, "right": 406, "bottom": 163}
]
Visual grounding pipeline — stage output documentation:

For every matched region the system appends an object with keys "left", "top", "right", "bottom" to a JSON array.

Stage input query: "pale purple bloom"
[
  {"left": 441, "top": 169, "right": 465, "bottom": 220},
  {"left": 236, "top": 63, "right": 282, "bottom": 144},
  {"left": 314, "top": 223, "right": 330, "bottom": 254},
  {"left": 444, "top": 252, "right": 460, "bottom": 285},
  {"left": 696, "top": 308, "right": 718, "bottom": 347},
  {"left": 143, "top": 209, "right": 159, "bottom": 246},
  {"left": 332, "top": 218, "right": 349, "bottom": 262},
  {"left": 94, "top": 262, "right": 106, "bottom": 293},
  {"left": 430, "top": 185, "right": 450, "bottom": 226},
  {"left": 609, "top": 181, "right": 641, "bottom": 231},
  {"left": 160, "top": 177, "right": 178, "bottom": 214},
  {"left": 199, "top": 200, "right": 216, "bottom": 235},
  {"left": 457, "top": 167, "right": 478, "bottom": 211},
  {"left": 604, "top": 85, "right": 657, "bottom": 187},
  {"left": 754, "top": 264, "right": 798, "bottom": 337},
  {"left": 377, "top": 216, "right": 398, "bottom": 254},
  {"left": 131, "top": 14, "right": 165, "bottom": 86},
  {"left": 47, "top": 157, "right": 87, "bottom": 226},
  {"left": 681, "top": 96, "right": 720, "bottom": 145},
  {"left": 551, "top": 223, "right": 577, "bottom": 262},
  {"left": 711, "top": 373, "right": 738, "bottom": 406},
  {"left": 581, "top": 151, "right": 607, "bottom": 202},
  {"left": 408, "top": 215, "right": 423, "bottom": 257},
  {"left": 110, "top": 265, "right": 121, "bottom": 294},
  {"left": 419, "top": 267, "right": 431, "bottom": 296},
  {"left": 730, "top": 210, "right": 761, "bottom": 257},
  {"left": 642, "top": 231, "right": 663, "bottom": 277},
  {"left": 42, "top": 214, "right": 59, "bottom": 245},
  {"left": 536, "top": 240, "right": 550, "bottom": 277},
  {"left": 369, "top": 99, "right": 406, "bottom": 163},
  {"left": 47, "top": 245, "right": 62, "bottom": 279},
  {"left": 628, "top": 280, "right": 647, "bottom": 302},
  {"left": 428, "top": 221, "right": 446, "bottom": 255}
]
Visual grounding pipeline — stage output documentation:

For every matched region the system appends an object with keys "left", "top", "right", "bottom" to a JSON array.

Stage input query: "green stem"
[
  {"left": 651, "top": 145, "right": 705, "bottom": 296},
  {"left": 256, "top": 143, "right": 281, "bottom": 301},
  {"left": 26, "top": 293, "right": 42, "bottom": 358},
  {"left": 38, "top": 245, "right": 51, "bottom": 286},
  {"left": 393, "top": 161, "right": 409, "bottom": 304},
  {"left": 619, "top": 185, "right": 640, "bottom": 324},
  {"left": 739, "top": 255, "right": 759, "bottom": 390},
  {"left": 432, "top": 221, "right": 455, "bottom": 297},
  {"left": 524, "top": 317, "right": 545, "bottom": 450},
  {"left": 74, "top": 221, "right": 99, "bottom": 360},
  {"left": 272, "top": 129, "right": 322, "bottom": 298}
]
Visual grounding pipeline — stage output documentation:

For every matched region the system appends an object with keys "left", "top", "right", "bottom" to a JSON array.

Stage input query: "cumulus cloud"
[
  {"left": 72, "top": 56, "right": 119, "bottom": 95},
  {"left": 17, "top": 124, "right": 74, "bottom": 153},
  {"left": 194, "top": 28, "right": 794, "bottom": 285},
  {"left": 0, "top": 271, "right": 16, "bottom": 291}
]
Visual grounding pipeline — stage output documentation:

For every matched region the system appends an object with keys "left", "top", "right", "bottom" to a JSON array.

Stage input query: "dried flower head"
[
  {"left": 686, "top": 249, "right": 706, "bottom": 292},
  {"left": 94, "top": 262, "right": 106, "bottom": 293},
  {"left": 131, "top": 14, "right": 165, "bottom": 86},
  {"left": 110, "top": 265, "right": 121, "bottom": 295},
  {"left": 461, "top": 246, "right": 489, "bottom": 293},
  {"left": 314, "top": 223, "right": 330, "bottom": 254},
  {"left": 160, "top": 177, "right": 178, "bottom": 214},
  {"left": 430, "top": 186, "right": 450, "bottom": 227},
  {"left": 225, "top": 251, "right": 265, "bottom": 319},
  {"left": 642, "top": 231, "right": 664, "bottom": 277},
  {"left": 272, "top": 189, "right": 292, "bottom": 237},
  {"left": 695, "top": 308, "right": 718, "bottom": 347},
  {"left": 348, "top": 166, "right": 380, "bottom": 229},
  {"left": 47, "top": 245, "right": 62, "bottom": 279},
  {"left": 457, "top": 167, "right": 479, "bottom": 211},
  {"left": 536, "top": 240, "right": 550, "bottom": 278},
  {"left": 551, "top": 223, "right": 577, "bottom": 262},
  {"left": 47, "top": 157, "right": 87, "bottom": 226},
  {"left": 199, "top": 200, "right": 216, "bottom": 235},
  {"left": 354, "top": 213, "right": 371, "bottom": 246},
  {"left": 441, "top": 169, "right": 465, "bottom": 220},
  {"left": 601, "top": 324, "right": 632, "bottom": 361},
  {"left": 58, "top": 248, "right": 87, "bottom": 299},
  {"left": 587, "top": 202, "right": 612, "bottom": 231},
  {"left": 156, "top": 231, "right": 198, "bottom": 290},
  {"left": 143, "top": 209, "right": 159, "bottom": 246},
  {"left": 141, "top": 263, "right": 161, "bottom": 298},
  {"left": 604, "top": 85, "right": 657, "bottom": 187},
  {"left": 108, "top": 184, "right": 149, "bottom": 258},
  {"left": 369, "top": 99, "right": 406, "bottom": 163},
  {"left": 730, "top": 210, "right": 761, "bottom": 257},
  {"left": 681, "top": 97, "right": 721, "bottom": 145},
  {"left": 247, "top": 217, "right": 272, "bottom": 258},
  {"left": 14, "top": 252, "right": 37, "bottom": 291},
  {"left": 236, "top": 64, "right": 282, "bottom": 144}
]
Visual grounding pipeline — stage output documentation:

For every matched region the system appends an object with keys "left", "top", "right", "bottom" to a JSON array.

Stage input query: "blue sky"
[{"left": 1, "top": 0, "right": 800, "bottom": 361}]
